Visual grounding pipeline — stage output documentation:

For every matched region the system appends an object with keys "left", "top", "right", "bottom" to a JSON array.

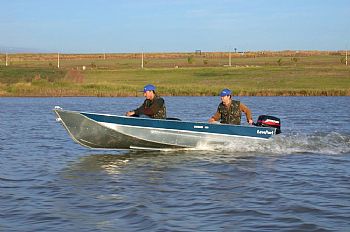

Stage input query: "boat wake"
[{"left": 197, "top": 132, "right": 350, "bottom": 155}]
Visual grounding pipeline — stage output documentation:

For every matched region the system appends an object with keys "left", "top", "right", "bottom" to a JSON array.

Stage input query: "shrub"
[
  {"left": 277, "top": 58, "right": 282, "bottom": 66},
  {"left": 291, "top": 57, "right": 299, "bottom": 63},
  {"left": 187, "top": 56, "right": 194, "bottom": 64},
  {"left": 340, "top": 57, "right": 346, "bottom": 64}
]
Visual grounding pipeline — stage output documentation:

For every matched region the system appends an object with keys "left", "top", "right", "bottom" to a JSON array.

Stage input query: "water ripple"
[{"left": 1, "top": 97, "right": 350, "bottom": 231}]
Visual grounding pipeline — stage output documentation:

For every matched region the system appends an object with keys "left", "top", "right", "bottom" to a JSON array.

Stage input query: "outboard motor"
[{"left": 255, "top": 115, "right": 281, "bottom": 134}]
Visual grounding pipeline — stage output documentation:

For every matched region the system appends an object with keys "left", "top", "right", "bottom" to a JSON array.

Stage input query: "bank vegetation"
[{"left": 0, "top": 51, "right": 349, "bottom": 96}]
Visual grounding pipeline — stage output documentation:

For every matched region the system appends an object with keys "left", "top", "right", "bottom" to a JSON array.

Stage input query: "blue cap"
[
  {"left": 220, "top": 88, "right": 232, "bottom": 97},
  {"left": 142, "top": 84, "right": 156, "bottom": 93}
]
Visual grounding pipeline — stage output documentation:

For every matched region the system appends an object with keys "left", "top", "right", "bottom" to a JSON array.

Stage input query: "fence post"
[{"left": 57, "top": 53, "right": 60, "bottom": 68}]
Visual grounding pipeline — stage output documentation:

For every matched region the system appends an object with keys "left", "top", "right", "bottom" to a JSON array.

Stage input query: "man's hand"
[{"left": 126, "top": 111, "right": 135, "bottom": 116}]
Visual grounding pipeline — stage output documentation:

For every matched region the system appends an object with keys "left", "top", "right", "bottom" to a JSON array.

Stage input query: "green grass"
[
  {"left": 0, "top": 53, "right": 349, "bottom": 96},
  {"left": 0, "top": 66, "right": 66, "bottom": 84}
]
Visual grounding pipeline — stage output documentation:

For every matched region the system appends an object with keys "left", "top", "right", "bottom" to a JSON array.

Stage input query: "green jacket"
[
  {"left": 134, "top": 96, "right": 167, "bottom": 119},
  {"left": 217, "top": 100, "right": 241, "bottom": 124}
]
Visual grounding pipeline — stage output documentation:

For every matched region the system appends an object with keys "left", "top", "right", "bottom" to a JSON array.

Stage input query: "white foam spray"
[{"left": 196, "top": 132, "right": 350, "bottom": 155}]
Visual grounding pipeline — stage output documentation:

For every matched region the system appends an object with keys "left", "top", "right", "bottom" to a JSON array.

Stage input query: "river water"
[{"left": 1, "top": 96, "right": 350, "bottom": 232}]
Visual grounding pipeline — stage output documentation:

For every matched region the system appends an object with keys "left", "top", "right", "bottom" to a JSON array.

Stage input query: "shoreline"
[{"left": 1, "top": 91, "right": 349, "bottom": 97}]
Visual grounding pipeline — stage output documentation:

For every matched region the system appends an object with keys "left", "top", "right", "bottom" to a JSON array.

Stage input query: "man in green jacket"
[{"left": 126, "top": 84, "right": 166, "bottom": 119}]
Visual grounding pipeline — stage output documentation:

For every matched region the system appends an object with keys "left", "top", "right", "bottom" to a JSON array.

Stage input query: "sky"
[{"left": 1, "top": 0, "right": 349, "bottom": 53}]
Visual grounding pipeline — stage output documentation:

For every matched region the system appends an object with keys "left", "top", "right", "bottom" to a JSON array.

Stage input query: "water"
[{"left": 1, "top": 96, "right": 350, "bottom": 232}]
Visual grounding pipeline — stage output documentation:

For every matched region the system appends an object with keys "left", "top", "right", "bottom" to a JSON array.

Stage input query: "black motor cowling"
[{"left": 255, "top": 115, "right": 281, "bottom": 134}]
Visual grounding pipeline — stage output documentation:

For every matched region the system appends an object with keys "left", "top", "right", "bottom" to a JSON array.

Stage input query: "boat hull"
[{"left": 54, "top": 108, "right": 276, "bottom": 150}]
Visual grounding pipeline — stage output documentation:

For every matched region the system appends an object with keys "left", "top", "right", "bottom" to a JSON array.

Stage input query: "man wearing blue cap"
[
  {"left": 126, "top": 84, "right": 166, "bottom": 119},
  {"left": 209, "top": 88, "right": 253, "bottom": 125}
]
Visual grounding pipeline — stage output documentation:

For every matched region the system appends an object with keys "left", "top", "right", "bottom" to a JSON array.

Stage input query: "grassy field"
[{"left": 0, "top": 51, "right": 349, "bottom": 96}]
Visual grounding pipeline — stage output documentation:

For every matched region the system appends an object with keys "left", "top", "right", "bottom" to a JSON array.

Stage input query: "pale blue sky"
[{"left": 1, "top": 0, "right": 349, "bottom": 53}]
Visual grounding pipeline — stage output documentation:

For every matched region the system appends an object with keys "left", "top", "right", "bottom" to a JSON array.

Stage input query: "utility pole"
[
  {"left": 229, "top": 50, "right": 232, "bottom": 67},
  {"left": 141, "top": 52, "right": 144, "bottom": 69},
  {"left": 346, "top": 50, "right": 348, "bottom": 66},
  {"left": 57, "top": 53, "right": 60, "bottom": 68},
  {"left": 5, "top": 53, "right": 8, "bottom": 66}
]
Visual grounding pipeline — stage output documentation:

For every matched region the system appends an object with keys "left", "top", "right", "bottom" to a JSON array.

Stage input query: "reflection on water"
[
  {"left": 65, "top": 152, "right": 132, "bottom": 175},
  {"left": 68, "top": 149, "right": 260, "bottom": 170}
]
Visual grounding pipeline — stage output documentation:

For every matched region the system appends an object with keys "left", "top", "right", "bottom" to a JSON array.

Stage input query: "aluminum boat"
[{"left": 53, "top": 106, "right": 279, "bottom": 150}]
